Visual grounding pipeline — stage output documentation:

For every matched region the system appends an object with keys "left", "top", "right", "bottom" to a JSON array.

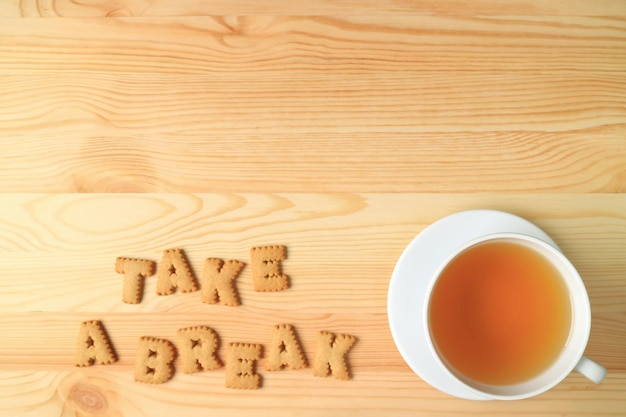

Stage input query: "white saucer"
[{"left": 387, "top": 210, "right": 559, "bottom": 400}]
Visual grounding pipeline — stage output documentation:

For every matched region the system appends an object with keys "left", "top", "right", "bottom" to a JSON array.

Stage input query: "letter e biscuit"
[{"left": 250, "top": 245, "right": 289, "bottom": 292}]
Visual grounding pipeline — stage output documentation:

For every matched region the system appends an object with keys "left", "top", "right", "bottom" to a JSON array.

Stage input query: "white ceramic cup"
[{"left": 423, "top": 232, "right": 606, "bottom": 400}]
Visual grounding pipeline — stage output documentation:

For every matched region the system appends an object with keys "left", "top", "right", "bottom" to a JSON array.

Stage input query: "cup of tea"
[
  {"left": 425, "top": 233, "right": 606, "bottom": 399},
  {"left": 388, "top": 211, "right": 607, "bottom": 400}
]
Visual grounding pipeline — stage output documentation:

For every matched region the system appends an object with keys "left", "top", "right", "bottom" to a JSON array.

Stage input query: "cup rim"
[{"left": 422, "top": 232, "right": 591, "bottom": 400}]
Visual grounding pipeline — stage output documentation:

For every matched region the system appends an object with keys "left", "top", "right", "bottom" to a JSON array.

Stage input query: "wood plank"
[
  {"left": 1, "top": 16, "right": 625, "bottom": 75},
  {"left": 1, "top": 193, "right": 625, "bottom": 314},
  {"left": 1, "top": 0, "right": 625, "bottom": 18},
  {"left": 1, "top": 74, "right": 625, "bottom": 132},
  {"left": 1, "top": 131, "right": 625, "bottom": 193},
  {"left": 0, "top": 370, "right": 626, "bottom": 417},
  {"left": 0, "top": 371, "right": 625, "bottom": 416},
  {"left": 0, "top": 310, "right": 623, "bottom": 370}
]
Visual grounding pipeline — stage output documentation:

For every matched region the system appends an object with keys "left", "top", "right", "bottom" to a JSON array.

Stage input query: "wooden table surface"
[{"left": 1, "top": 1, "right": 625, "bottom": 416}]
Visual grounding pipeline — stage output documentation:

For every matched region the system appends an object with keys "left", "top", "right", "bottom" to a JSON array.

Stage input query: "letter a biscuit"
[
  {"left": 266, "top": 324, "right": 307, "bottom": 371},
  {"left": 75, "top": 320, "right": 117, "bottom": 367}
]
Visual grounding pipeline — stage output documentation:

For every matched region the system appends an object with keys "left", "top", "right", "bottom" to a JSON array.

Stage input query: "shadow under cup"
[{"left": 424, "top": 234, "right": 591, "bottom": 400}]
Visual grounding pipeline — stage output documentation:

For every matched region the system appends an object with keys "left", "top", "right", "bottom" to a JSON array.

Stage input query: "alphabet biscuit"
[
  {"left": 115, "top": 257, "right": 156, "bottom": 304},
  {"left": 157, "top": 248, "right": 198, "bottom": 295},
  {"left": 134, "top": 336, "right": 177, "bottom": 384},
  {"left": 201, "top": 258, "right": 245, "bottom": 306},
  {"left": 250, "top": 245, "right": 289, "bottom": 292},
  {"left": 75, "top": 320, "right": 117, "bottom": 367},
  {"left": 266, "top": 324, "right": 307, "bottom": 371},
  {"left": 177, "top": 326, "right": 223, "bottom": 373},
  {"left": 313, "top": 331, "right": 356, "bottom": 380},
  {"left": 226, "top": 343, "right": 263, "bottom": 389}
]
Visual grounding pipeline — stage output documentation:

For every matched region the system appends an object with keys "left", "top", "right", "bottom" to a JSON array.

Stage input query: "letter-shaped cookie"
[
  {"left": 225, "top": 343, "right": 262, "bottom": 389},
  {"left": 115, "top": 257, "right": 156, "bottom": 304},
  {"left": 74, "top": 320, "right": 117, "bottom": 367},
  {"left": 134, "top": 337, "right": 176, "bottom": 384},
  {"left": 201, "top": 258, "right": 245, "bottom": 306},
  {"left": 250, "top": 245, "right": 289, "bottom": 292},
  {"left": 177, "top": 326, "right": 222, "bottom": 373},
  {"left": 156, "top": 249, "right": 198, "bottom": 295},
  {"left": 313, "top": 331, "right": 356, "bottom": 380},
  {"left": 266, "top": 324, "right": 307, "bottom": 371}
]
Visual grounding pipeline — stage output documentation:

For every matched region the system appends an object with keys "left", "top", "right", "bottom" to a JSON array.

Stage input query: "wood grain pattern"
[
  {"left": 1, "top": 370, "right": 623, "bottom": 417},
  {"left": 2, "top": 16, "right": 625, "bottom": 75},
  {"left": 1, "top": 0, "right": 625, "bottom": 17},
  {"left": 0, "top": 14, "right": 625, "bottom": 192},
  {"left": 0, "top": 193, "right": 625, "bottom": 416},
  {"left": 1, "top": 0, "right": 625, "bottom": 415}
]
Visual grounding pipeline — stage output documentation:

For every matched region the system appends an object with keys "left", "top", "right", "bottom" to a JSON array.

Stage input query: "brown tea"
[{"left": 428, "top": 241, "right": 572, "bottom": 385}]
